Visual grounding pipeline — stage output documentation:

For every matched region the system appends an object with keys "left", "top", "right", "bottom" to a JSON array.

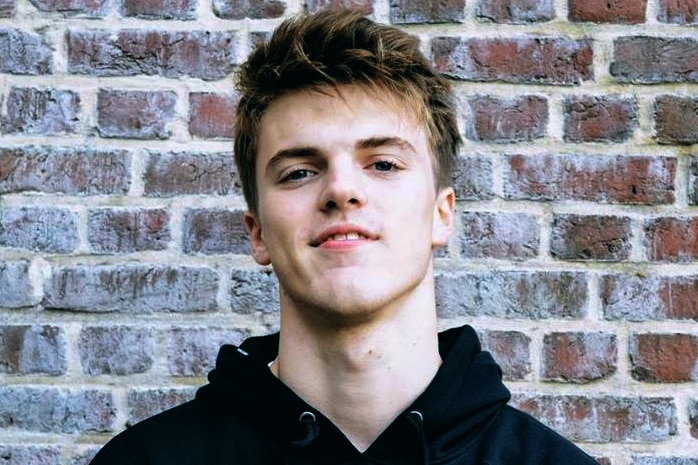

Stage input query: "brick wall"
[{"left": 1, "top": 0, "right": 697, "bottom": 463}]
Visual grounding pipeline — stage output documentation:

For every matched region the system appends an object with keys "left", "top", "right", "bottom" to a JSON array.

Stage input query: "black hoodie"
[{"left": 90, "top": 325, "right": 599, "bottom": 464}]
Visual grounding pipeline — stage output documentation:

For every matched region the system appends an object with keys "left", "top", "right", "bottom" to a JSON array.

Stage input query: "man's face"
[{"left": 244, "top": 85, "right": 454, "bottom": 325}]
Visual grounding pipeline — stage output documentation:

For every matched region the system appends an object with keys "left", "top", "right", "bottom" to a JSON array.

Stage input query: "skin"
[{"left": 244, "top": 85, "right": 455, "bottom": 451}]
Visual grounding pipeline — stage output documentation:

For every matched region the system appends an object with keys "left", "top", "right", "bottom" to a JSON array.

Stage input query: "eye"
[
  {"left": 373, "top": 160, "right": 398, "bottom": 172},
  {"left": 281, "top": 168, "right": 316, "bottom": 183}
]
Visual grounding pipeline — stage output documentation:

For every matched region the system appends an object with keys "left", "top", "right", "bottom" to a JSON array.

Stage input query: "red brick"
[
  {"left": 478, "top": 330, "right": 531, "bottom": 380},
  {"left": 432, "top": 36, "right": 593, "bottom": 85},
  {"left": 654, "top": 95, "right": 698, "bottom": 145},
  {"left": 0, "top": 29, "right": 53, "bottom": 75},
  {"left": 630, "top": 333, "right": 698, "bottom": 382},
  {"left": 213, "top": 0, "right": 284, "bottom": 19},
  {"left": 611, "top": 37, "right": 698, "bottom": 84},
  {"left": 569, "top": 0, "right": 646, "bottom": 24},
  {"left": 475, "top": 0, "right": 554, "bottom": 23},
  {"left": 390, "top": 0, "right": 465, "bottom": 24},
  {"left": 658, "top": 0, "right": 698, "bottom": 24},
  {"left": 120, "top": 0, "right": 196, "bottom": 18},
  {"left": 0, "top": 0, "right": 14, "bottom": 16},
  {"left": 189, "top": 93, "right": 237, "bottom": 139},
  {"left": 466, "top": 95, "right": 548, "bottom": 142},
  {"left": 564, "top": 95, "right": 638, "bottom": 143},
  {"left": 551, "top": 214, "right": 632, "bottom": 261},
  {"left": 504, "top": 154, "right": 676, "bottom": 205},
  {"left": 451, "top": 156, "right": 494, "bottom": 200},
  {"left": 127, "top": 388, "right": 197, "bottom": 425},
  {"left": 88, "top": 208, "right": 171, "bottom": 253},
  {"left": 305, "top": 0, "right": 372, "bottom": 15},
  {"left": 645, "top": 216, "right": 698, "bottom": 262},
  {"left": 183, "top": 209, "right": 249, "bottom": 255},
  {"left": 542, "top": 332, "right": 617, "bottom": 383},
  {"left": 512, "top": 395, "right": 677, "bottom": 442},
  {"left": 143, "top": 151, "right": 238, "bottom": 197},
  {"left": 97, "top": 89, "right": 176, "bottom": 140},
  {"left": 2, "top": 87, "right": 80, "bottom": 135},
  {"left": 67, "top": 30, "right": 239, "bottom": 81},
  {"left": 460, "top": 211, "right": 539, "bottom": 260},
  {"left": 28, "top": 0, "right": 108, "bottom": 15}
]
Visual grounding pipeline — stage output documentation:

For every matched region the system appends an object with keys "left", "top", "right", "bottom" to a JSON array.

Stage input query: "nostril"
[{"left": 325, "top": 199, "right": 338, "bottom": 209}]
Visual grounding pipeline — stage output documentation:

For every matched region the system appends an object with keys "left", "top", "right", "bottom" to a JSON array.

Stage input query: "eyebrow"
[{"left": 355, "top": 136, "right": 417, "bottom": 154}]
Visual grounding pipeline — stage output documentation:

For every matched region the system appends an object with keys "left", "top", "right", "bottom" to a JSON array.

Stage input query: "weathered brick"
[
  {"left": 478, "top": 330, "right": 531, "bottom": 380},
  {"left": 475, "top": 0, "right": 554, "bottom": 23},
  {"left": 451, "top": 156, "right": 494, "bottom": 201},
  {"left": 563, "top": 95, "right": 638, "bottom": 143},
  {"left": 690, "top": 399, "right": 698, "bottom": 438},
  {"left": 213, "top": 0, "right": 284, "bottom": 19},
  {"left": 0, "top": 261, "right": 35, "bottom": 308},
  {"left": 466, "top": 95, "right": 548, "bottom": 142},
  {"left": 120, "top": 0, "right": 196, "bottom": 19},
  {"left": 183, "top": 209, "right": 248, "bottom": 255},
  {"left": 0, "top": 325, "right": 66, "bottom": 375},
  {"left": 630, "top": 333, "right": 698, "bottom": 382},
  {"left": 389, "top": 0, "right": 465, "bottom": 24},
  {"left": 189, "top": 93, "right": 237, "bottom": 139},
  {"left": 435, "top": 271, "right": 587, "bottom": 319},
  {"left": 305, "top": 0, "right": 372, "bottom": 14},
  {"left": 0, "top": 445, "right": 61, "bottom": 465},
  {"left": 432, "top": 37, "right": 593, "bottom": 85},
  {"left": 611, "top": 37, "right": 698, "bottom": 84},
  {"left": 230, "top": 268, "right": 280, "bottom": 314},
  {"left": 97, "top": 89, "right": 176, "bottom": 140},
  {"left": 542, "top": 332, "right": 617, "bottom": 383},
  {"left": 633, "top": 458, "right": 698, "bottom": 465},
  {"left": 0, "top": 387, "right": 115, "bottom": 433},
  {"left": 645, "top": 216, "right": 698, "bottom": 262},
  {"left": 691, "top": 157, "right": 698, "bottom": 205},
  {"left": 654, "top": 95, "right": 698, "bottom": 145},
  {"left": 512, "top": 395, "right": 676, "bottom": 442},
  {"left": 0, "top": 146, "right": 130, "bottom": 195},
  {"left": 167, "top": 326, "right": 246, "bottom": 376},
  {"left": 44, "top": 265, "right": 219, "bottom": 313},
  {"left": 658, "top": 0, "right": 698, "bottom": 24},
  {"left": 504, "top": 154, "right": 676, "bottom": 205},
  {"left": 0, "top": 29, "right": 53, "bottom": 75},
  {"left": 88, "top": 208, "right": 170, "bottom": 253},
  {"left": 0, "top": 207, "right": 79, "bottom": 253},
  {"left": 0, "top": 0, "right": 14, "bottom": 16},
  {"left": 28, "top": 0, "right": 108, "bottom": 15},
  {"left": 460, "top": 211, "right": 539, "bottom": 260},
  {"left": 67, "top": 30, "right": 239, "bottom": 81},
  {"left": 2, "top": 87, "right": 80, "bottom": 135},
  {"left": 127, "top": 388, "right": 197, "bottom": 425},
  {"left": 79, "top": 326, "right": 155, "bottom": 375},
  {"left": 143, "top": 151, "right": 238, "bottom": 197},
  {"left": 569, "top": 0, "right": 646, "bottom": 23},
  {"left": 551, "top": 214, "right": 632, "bottom": 261},
  {"left": 69, "top": 447, "right": 100, "bottom": 465}
]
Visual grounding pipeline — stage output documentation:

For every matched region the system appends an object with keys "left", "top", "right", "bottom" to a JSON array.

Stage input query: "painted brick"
[
  {"left": 504, "top": 154, "right": 676, "bottom": 205},
  {"left": 630, "top": 333, "right": 698, "bottom": 382},
  {"left": 0, "top": 325, "right": 66, "bottom": 375},
  {"left": 633, "top": 458, "right": 698, "bottom": 465},
  {"left": 97, "top": 89, "right": 176, "bottom": 140},
  {"left": 475, "top": 0, "right": 554, "bottom": 23},
  {"left": 0, "top": 445, "right": 61, "bottom": 465},
  {"left": 0, "top": 146, "right": 130, "bottom": 196},
  {"left": 143, "top": 151, "right": 238, "bottom": 197},
  {"left": 127, "top": 388, "right": 197, "bottom": 425},
  {"left": 435, "top": 271, "right": 587, "bottom": 319},
  {"left": 120, "top": 0, "right": 196, "bottom": 19},
  {"left": 0, "top": 387, "right": 115, "bottom": 433},
  {"left": 43, "top": 265, "right": 219, "bottom": 313},
  {"left": 451, "top": 156, "right": 494, "bottom": 201},
  {"left": 0, "top": 29, "right": 53, "bottom": 75},
  {"left": 213, "top": 0, "right": 284, "bottom": 19},
  {"left": 0, "top": 261, "right": 35, "bottom": 308},
  {"left": 79, "top": 326, "right": 155, "bottom": 375},
  {"left": 432, "top": 37, "right": 593, "bottom": 85},
  {"left": 189, "top": 93, "right": 237, "bottom": 139},
  {"left": 542, "top": 332, "right": 617, "bottom": 383},
  {"left": 645, "top": 216, "right": 698, "bottom": 262},
  {"left": 460, "top": 211, "right": 539, "bottom": 260},
  {"left": 28, "top": 0, "right": 108, "bottom": 15},
  {"left": 166, "top": 326, "right": 246, "bottom": 376},
  {"left": 0, "top": 0, "right": 14, "bottom": 16},
  {"left": 690, "top": 399, "right": 698, "bottom": 439},
  {"left": 389, "top": 0, "right": 465, "bottom": 24},
  {"left": 0, "top": 207, "right": 79, "bottom": 253},
  {"left": 563, "top": 95, "right": 638, "bottom": 143},
  {"left": 569, "top": 0, "right": 646, "bottom": 23},
  {"left": 67, "top": 30, "right": 239, "bottom": 81},
  {"left": 183, "top": 209, "right": 249, "bottom": 255},
  {"left": 230, "top": 268, "right": 280, "bottom": 314},
  {"left": 88, "top": 208, "right": 170, "bottom": 253},
  {"left": 466, "top": 95, "right": 548, "bottom": 142},
  {"left": 654, "top": 95, "right": 698, "bottom": 145},
  {"left": 305, "top": 0, "right": 372, "bottom": 14},
  {"left": 2, "top": 87, "right": 80, "bottom": 135},
  {"left": 478, "top": 330, "right": 531, "bottom": 380},
  {"left": 551, "top": 214, "right": 632, "bottom": 261},
  {"left": 611, "top": 37, "right": 698, "bottom": 84},
  {"left": 512, "top": 395, "right": 677, "bottom": 442},
  {"left": 658, "top": 0, "right": 698, "bottom": 24}
]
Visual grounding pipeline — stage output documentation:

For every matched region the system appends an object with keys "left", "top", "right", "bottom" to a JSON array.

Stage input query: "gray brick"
[
  {"left": 0, "top": 29, "right": 53, "bottom": 75},
  {"left": 127, "top": 388, "right": 196, "bottom": 424},
  {"left": 0, "top": 0, "right": 14, "bottom": 17},
  {"left": 0, "top": 445, "right": 61, "bottom": 465},
  {"left": 143, "top": 151, "right": 238, "bottom": 197},
  {"left": 28, "top": 0, "right": 108, "bottom": 15},
  {"left": 0, "top": 207, "right": 79, "bottom": 253},
  {"left": 79, "top": 326, "right": 155, "bottom": 375},
  {"left": 97, "top": 89, "right": 176, "bottom": 140},
  {"left": 451, "top": 156, "right": 494, "bottom": 201},
  {"left": 0, "top": 325, "right": 66, "bottom": 375},
  {"left": 88, "top": 208, "right": 170, "bottom": 253},
  {"left": 0, "top": 261, "right": 35, "bottom": 308},
  {"left": 183, "top": 209, "right": 248, "bottom": 254},
  {"left": 167, "top": 326, "right": 246, "bottom": 376},
  {"left": 230, "top": 268, "right": 279, "bottom": 314},
  {"left": 213, "top": 0, "right": 285, "bottom": 19},
  {"left": 633, "top": 458, "right": 698, "bottom": 465},
  {"left": 460, "top": 211, "right": 539, "bottom": 259},
  {"left": 2, "top": 87, "right": 80, "bottom": 135},
  {"left": 68, "top": 447, "right": 100, "bottom": 465},
  {"left": 476, "top": 0, "right": 554, "bottom": 23},
  {"left": 120, "top": 0, "right": 196, "bottom": 19}
]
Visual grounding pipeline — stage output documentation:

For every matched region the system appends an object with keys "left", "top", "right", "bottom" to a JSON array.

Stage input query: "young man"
[{"left": 91, "top": 10, "right": 598, "bottom": 464}]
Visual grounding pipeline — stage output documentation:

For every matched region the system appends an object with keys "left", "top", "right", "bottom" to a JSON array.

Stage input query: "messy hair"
[{"left": 234, "top": 9, "right": 462, "bottom": 213}]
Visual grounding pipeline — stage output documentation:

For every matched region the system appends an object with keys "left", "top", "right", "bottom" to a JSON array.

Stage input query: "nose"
[{"left": 318, "top": 159, "right": 367, "bottom": 212}]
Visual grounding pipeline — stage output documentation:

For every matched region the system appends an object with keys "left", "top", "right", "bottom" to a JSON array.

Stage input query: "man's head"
[{"left": 234, "top": 9, "right": 462, "bottom": 214}]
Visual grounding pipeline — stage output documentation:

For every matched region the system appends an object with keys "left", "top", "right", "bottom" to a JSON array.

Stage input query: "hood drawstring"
[
  {"left": 285, "top": 411, "right": 320, "bottom": 465},
  {"left": 407, "top": 410, "right": 429, "bottom": 465}
]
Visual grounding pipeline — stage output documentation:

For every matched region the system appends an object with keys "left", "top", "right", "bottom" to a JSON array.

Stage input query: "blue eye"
[
  {"left": 374, "top": 161, "right": 396, "bottom": 171},
  {"left": 282, "top": 169, "right": 314, "bottom": 182}
]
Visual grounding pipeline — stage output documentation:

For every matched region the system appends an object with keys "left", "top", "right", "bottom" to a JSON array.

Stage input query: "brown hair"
[{"left": 234, "top": 9, "right": 462, "bottom": 213}]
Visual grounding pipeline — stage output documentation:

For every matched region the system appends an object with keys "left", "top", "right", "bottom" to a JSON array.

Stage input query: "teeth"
[{"left": 330, "top": 232, "right": 364, "bottom": 241}]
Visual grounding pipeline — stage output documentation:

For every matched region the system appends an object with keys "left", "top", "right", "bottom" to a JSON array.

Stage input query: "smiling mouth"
[{"left": 326, "top": 232, "right": 368, "bottom": 242}]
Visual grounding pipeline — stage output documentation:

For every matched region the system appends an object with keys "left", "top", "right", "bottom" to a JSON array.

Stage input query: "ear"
[
  {"left": 243, "top": 210, "right": 272, "bottom": 266},
  {"left": 431, "top": 187, "right": 455, "bottom": 249}
]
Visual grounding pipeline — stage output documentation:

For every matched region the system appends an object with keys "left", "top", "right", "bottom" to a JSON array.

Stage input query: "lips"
[{"left": 311, "top": 224, "right": 376, "bottom": 247}]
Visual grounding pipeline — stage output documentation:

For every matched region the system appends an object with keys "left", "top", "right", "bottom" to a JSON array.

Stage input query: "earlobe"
[
  {"left": 243, "top": 211, "right": 272, "bottom": 265},
  {"left": 432, "top": 187, "right": 455, "bottom": 248}
]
